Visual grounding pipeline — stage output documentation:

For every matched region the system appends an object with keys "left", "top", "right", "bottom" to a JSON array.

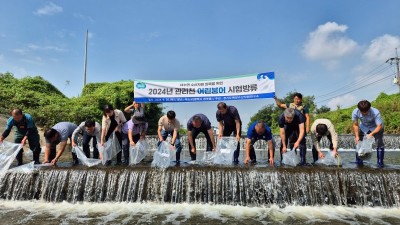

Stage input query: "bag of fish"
[
  {"left": 281, "top": 149, "right": 300, "bottom": 166},
  {"left": 0, "top": 141, "right": 22, "bottom": 176},
  {"left": 356, "top": 136, "right": 374, "bottom": 160},
  {"left": 129, "top": 139, "right": 149, "bottom": 165},
  {"left": 74, "top": 146, "right": 101, "bottom": 167},
  {"left": 152, "top": 141, "right": 175, "bottom": 168},
  {"left": 315, "top": 150, "right": 341, "bottom": 166},
  {"left": 97, "top": 133, "right": 115, "bottom": 165},
  {"left": 213, "top": 137, "right": 237, "bottom": 165},
  {"left": 201, "top": 151, "right": 216, "bottom": 164}
]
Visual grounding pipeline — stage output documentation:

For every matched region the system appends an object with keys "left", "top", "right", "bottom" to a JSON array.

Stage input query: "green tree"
[
  {"left": 315, "top": 105, "right": 331, "bottom": 114},
  {"left": 315, "top": 92, "right": 400, "bottom": 134},
  {"left": 0, "top": 73, "right": 164, "bottom": 133},
  {"left": 249, "top": 91, "right": 317, "bottom": 133}
]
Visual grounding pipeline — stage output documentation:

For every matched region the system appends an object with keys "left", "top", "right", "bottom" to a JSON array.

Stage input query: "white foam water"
[{"left": 0, "top": 200, "right": 399, "bottom": 224}]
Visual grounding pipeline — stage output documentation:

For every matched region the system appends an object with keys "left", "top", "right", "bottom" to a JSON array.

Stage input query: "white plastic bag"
[
  {"left": 98, "top": 138, "right": 113, "bottom": 165},
  {"left": 97, "top": 132, "right": 121, "bottom": 165},
  {"left": 356, "top": 136, "right": 374, "bottom": 160},
  {"left": 281, "top": 149, "right": 300, "bottom": 166},
  {"left": 201, "top": 151, "right": 216, "bottom": 164},
  {"left": 129, "top": 139, "right": 149, "bottom": 165},
  {"left": 213, "top": 137, "right": 237, "bottom": 165},
  {"left": 151, "top": 141, "right": 176, "bottom": 168},
  {"left": 24, "top": 149, "right": 33, "bottom": 158},
  {"left": 315, "top": 150, "right": 341, "bottom": 166},
  {"left": 74, "top": 146, "right": 101, "bottom": 167},
  {"left": 8, "top": 161, "right": 36, "bottom": 173},
  {"left": 0, "top": 141, "right": 22, "bottom": 177},
  {"left": 35, "top": 163, "right": 53, "bottom": 168},
  {"left": 112, "top": 133, "right": 122, "bottom": 157},
  {"left": 10, "top": 162, "right": 52, "bottom": 172}
]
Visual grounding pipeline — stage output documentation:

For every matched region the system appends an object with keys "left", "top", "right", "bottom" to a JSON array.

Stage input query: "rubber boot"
[
  {"left": 175, "top": 151, "right": 181, "bottom": 163},
  {"left": 233, "top": 142, "right": 240, "bottom": 163},
  {"left": 377, "top": 147, "right": 384, "bottom": 168},
  {"left": 72, "top": 152, "right": 79, "bottom": 165},
  {"left": 249, "top": 146, "right": 257, "bottom": 163},
  {"left": 355, "top": 152, "right": 363, "bottom": 166},
  {"left": 312, "top": 148, "right": 319, "bottom": 163},
  {"left": 116, "top": 151, "right": 122, "bottom": 165},
  {"left": 32, "top": 147, "right": 41, "bottom": 164},
  {"left": 16, "top": 148, "right": 24, "bottom": 166},
  {"left": 299, "top": 148, "right": 306, "bottom": 166},
  {"left": 123, "top": 148, "right": 130, "bottom": 165},
  {"left": 93, "top": 148, "right": 99, "bottom": 159}
]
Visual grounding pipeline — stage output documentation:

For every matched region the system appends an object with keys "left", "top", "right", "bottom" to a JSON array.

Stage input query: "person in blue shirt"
[
  {"left": 0, "top": 109, "right": 41, "bottom": 165},
  {"left": 43, "top": 122, "right": 78, "bottom": 165},
  {"left": 352, "top": 100, "right": 385, "bottom": 167},
  {"left": 244, "top": 120, "right": 274, "bottom": 165}
]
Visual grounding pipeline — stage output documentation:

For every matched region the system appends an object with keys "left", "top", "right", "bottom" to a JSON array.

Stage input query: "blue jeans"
[
  {"left": 82, "top": 132, "right": 99, "bottom": 159},
  {"left": 158, "top": 130, "right": 182, "bottom": 161}
]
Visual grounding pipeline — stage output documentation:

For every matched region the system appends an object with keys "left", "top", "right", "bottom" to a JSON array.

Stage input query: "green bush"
[
  {"left": 0, "top": 72, "right": 163, "bottom": 134},
  {"left": 249, "top": 90, "right": 400, "bottom": 134},
  {"left": 315, "top": 92, "right": 400, "bottom": 134},
  {"left": 249, "top": 91, "right": 321, "bottom": 133}
]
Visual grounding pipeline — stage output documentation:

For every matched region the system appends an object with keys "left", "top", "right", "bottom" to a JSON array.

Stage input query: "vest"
[{"left": 289, "top": 103, "right": 305, "bottom": 115}]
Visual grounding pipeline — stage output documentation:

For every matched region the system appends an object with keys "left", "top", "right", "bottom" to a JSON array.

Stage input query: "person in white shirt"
[
  {"left": 100, "top": 104, "right": 127, "bottom": 165},
  {"left": 310, "top": 119, "right": 338, "bottom": 163},
  {"left": 157, "top": 111, "right": 182, "bottom": 163}
]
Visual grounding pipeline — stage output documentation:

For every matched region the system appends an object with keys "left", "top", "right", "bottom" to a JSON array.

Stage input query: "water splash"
[
  {"left": 0, "top": 167, "right": 399, "bottom": 207},
  {"left": 0, "top": 200, "right": 399, "bottom": 225}
]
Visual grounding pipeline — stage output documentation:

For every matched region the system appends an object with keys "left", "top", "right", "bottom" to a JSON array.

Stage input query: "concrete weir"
[{"left": 0, "top": 165, "right": 399, "bottom": 207}]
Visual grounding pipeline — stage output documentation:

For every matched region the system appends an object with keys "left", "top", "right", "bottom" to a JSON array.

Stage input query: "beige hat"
[{"left": 131, "top": 109, "right": 146, "bottom": 124}]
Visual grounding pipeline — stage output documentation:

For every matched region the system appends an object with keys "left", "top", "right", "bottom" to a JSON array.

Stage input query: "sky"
[{"left": 1, "top": 0, "right": 400, "bottom": 129}]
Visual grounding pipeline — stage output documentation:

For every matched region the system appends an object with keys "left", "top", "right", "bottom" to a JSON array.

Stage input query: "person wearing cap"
[
  {"left": 187, "top": 114, "right": 216, "bottom": 161},
  {"left": 352, "top": 100, "right": 384, "bottom": 167},
  {"left": 157, "top": 110, "right": 182, "bottom": 163},
  {"left": 100, "top": 104, "right": 127, "bottom": 165},
  {"left": 216, "top": 102, "right": 242, "bottom": 163},
  {"left": 310, "top": 118, "right": 338, "bottom": 163},
  {"left": 278, "top": 108, "right": 307, "bottom": 165},
  {"left": 42, "top": 122, "right": 78, "bottom": 165},
  {"left": 244, "top": 120, "right": 275, "bottom": 165},
  {"left": 124, "top": 101, "right": 145, "bottom": 118},
  {"left": 71, "top": 119, "right": 101, "bottom": 159},
  {"left": 0, "top": 108, "right": 41, "bottom": 165},
  {"left": 121, "top": 111, "right": 148, "bottom": 164}
]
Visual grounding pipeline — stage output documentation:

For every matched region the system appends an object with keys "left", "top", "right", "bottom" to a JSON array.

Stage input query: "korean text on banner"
[{"left": 134, "top": 72, "right": 275, "bottom": 103}]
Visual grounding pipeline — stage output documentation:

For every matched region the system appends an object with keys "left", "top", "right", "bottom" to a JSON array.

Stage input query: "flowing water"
[{"left": 0, "top": 135, "right": 399, "bottom": 224}]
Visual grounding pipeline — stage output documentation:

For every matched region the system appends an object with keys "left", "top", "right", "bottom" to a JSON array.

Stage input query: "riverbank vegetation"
[
  {"left": 249, "top": 91, "right": 400, "bottom": 134},
  {"left": 0, "top": 72, "right": 163, "bottom": 134}
]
